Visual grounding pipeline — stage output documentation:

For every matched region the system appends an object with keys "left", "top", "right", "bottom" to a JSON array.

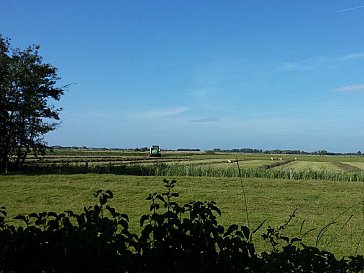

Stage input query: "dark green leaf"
[
  {"left": 140, "top": 215, "right": 149, "bottom": 227},
  {"left": 241, "top": 225, "right": 250, "bottom": 239},
  {"left": 225, "top": 224, "right": 238, "bottom": 236},
  {"left": 47, "top": 212, "right": 57, "bottom": 217},
  {"left": 14, "top": 215, "right": 27, "bottom": 222},
  {"left": 156, "top": 195, "right": 165, "bottom": 203},
  {"left": 290, "top": 237, "right": 302, "bottom": 243},
  {"left": 106, "top": 189, "right": 113, "bottom": 198},
  {"left": 29, "top": 213, "right": 38, "bottom": 218},
  {"left": 94, "top": 189, "right": 103, "bottom": 197}
]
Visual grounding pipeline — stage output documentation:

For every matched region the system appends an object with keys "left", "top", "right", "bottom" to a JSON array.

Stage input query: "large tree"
[{"left": 0, "top": 35, "right": 65, "bottom": 172}]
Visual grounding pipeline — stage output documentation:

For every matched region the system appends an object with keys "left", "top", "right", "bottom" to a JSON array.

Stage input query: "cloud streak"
[
  {"left": 191, "top": 117, "right": 220, "bottom": 123},
  {"left": 134, "top": 106, "right": 189, "bottom": 118},
  {"left": 279, "top": 59, "right": 325, "bottom": 71},
  {"left": 280, "top": 51, "right": 364, "bottom": 72},
  {"left": 336, "top": 5, "right": 364, "bottom": 12},
  {"left": 339, "top": 52, "right": 364, "bottom": 61},
  {"left": 336, "top": 84, "right": 364, "bottom": 93}
]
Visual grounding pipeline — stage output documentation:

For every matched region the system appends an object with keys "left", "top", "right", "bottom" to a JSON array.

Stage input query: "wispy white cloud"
[
  {"left": 336, "top": 5, "right": 364, "bottom": 12},
  {"left": 134, "top": 106, "right": 189, "bottom": 118},
  {"left": 189, "top": 89, "right": 209, "bottom": 99},
  {"left": 279, "top": 62, "right": 300, "bottom": 71},
  {"left": 279, "top": 58, "right": 326, "bottom": 71},
  {"left": 339, "top": 52, "right": 364, "bottom": 61},
  {"left": 191, "top": 117, "right": 220, "bottom": 123},
  {"left": 280, "top": 51, "right": 364, "bottom": 72},
  {"left": 336, "top": 84, "right": 364, "bottom": 93}
]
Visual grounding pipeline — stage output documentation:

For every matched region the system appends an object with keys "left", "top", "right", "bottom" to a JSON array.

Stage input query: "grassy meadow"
[
  {"left": 1, "top": 171, "right": 364, "bottom": 258},
  {"left": 2, "top": 149, "right": 364, "bottom": 257}
]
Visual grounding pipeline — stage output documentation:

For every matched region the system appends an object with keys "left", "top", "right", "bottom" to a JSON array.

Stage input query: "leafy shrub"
[
  {"left": 0, "top": 179, "right": 363, "bottom": 272},
  {"left": 0, "top": 190, "right": 138, "bottom": 272}
]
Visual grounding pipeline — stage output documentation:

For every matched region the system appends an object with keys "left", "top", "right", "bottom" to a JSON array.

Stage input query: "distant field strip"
[
  {"left": 341, "top": 162, "right": 364, "bottom": 171},
  {"left": 212, "top": 160, "right": 273, "bottom": 169},
  {"left": 167, "top": 159, "right": 229, "bottom": 165},
  {"left": 26, "top": 157, "right": 192, "bottom": 165},
  {"left": 331, "top": 162, "right": 362, "bottom": 172},
  {"left": 166, "top": 159, "right": 273, "bottom": 169},
  {"left": 275, "top": 161, "right": 343, "bottom": 172},
  {"left": 19, "top": 151, "right": 364, "bottom": 181}
]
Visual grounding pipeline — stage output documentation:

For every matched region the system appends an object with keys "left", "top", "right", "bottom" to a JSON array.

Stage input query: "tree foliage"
[{"left": 0, "top": 35, "right": 65, "bottom": 172}]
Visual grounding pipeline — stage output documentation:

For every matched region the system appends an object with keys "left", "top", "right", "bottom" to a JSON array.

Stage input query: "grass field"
[
  {"left": 344, "top": 162, "right": 364, "bottom": 171},
  {"left": 1, "top": 173, "right": 364, "bottom": 258},
  {"left": 4, "top": 150, "right": 364, "bottom": 258},
  {"left": 24, "top": 149, "right": 364, "bottom": 168},
  {"left": 17, "top": 149, "right": 364, "bottom": 182},
  {"left": 276, "top": 161, "right": 343, "bottom": 172}
]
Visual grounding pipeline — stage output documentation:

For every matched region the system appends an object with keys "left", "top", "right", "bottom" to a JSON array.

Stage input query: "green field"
[
  {"left": 3, "top": 150, "right": 364, "bottom": 258},
  {"left": 16, "top": 149, "right": 364, "bottom": 183},
  {"left": 344, "top": 162, "right": 364, "bottom": 171},
  {"left": 1, "top": 173, "right": 364, "bottom": 258},
  {"left": 276, "top": 160, "right": 343, "bottom": 172}
]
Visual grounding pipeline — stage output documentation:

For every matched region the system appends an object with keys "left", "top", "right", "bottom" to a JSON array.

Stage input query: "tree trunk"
[{"left": 0, "top": 153, "right": 9, "bottom": 173}]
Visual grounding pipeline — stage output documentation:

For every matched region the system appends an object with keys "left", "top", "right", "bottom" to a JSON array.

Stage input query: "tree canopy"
[{"left": 0, "top": 35, "right": 65, "bottom": 172}]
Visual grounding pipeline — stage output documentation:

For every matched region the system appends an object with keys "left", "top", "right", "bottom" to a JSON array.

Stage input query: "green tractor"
[{"left": 149, "top": 145, "right": 161, "bottom": 157}]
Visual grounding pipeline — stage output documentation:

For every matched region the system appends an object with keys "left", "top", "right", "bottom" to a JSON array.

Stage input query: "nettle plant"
[
  {"left": 137, "top": 179, "right": 258, "bottom": 273},
  {"left": 0, "top": 190, "right": 138, "bottom": 273}
]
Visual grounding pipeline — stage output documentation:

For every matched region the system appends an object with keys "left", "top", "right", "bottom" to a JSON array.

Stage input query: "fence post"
[{"left": 289, "top": 169, "right": 293, "bottom": 180}]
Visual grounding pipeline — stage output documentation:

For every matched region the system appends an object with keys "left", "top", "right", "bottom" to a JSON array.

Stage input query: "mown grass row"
[
  {"left": 26, "top": 157, "right": 191, "bottom": 165},
  {"left": 332, "top": 161, "right": 363, "bottom": 172},
  {"left": 19, "top": 162, "right": 364, "bottom": 182}
]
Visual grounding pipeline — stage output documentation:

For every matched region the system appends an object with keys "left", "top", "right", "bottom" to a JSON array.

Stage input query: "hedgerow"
[{"left": 0, "top": 179, "right": 363, "bottom": 272}]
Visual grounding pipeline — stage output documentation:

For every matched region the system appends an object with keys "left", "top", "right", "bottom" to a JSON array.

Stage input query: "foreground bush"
[{"left": 0, "top": 179, "right": 363, "bottom": 272}]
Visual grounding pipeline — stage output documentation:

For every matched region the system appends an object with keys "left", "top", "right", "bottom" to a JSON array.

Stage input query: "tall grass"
[
  {"left": 236, "top": 158, "right": 250, "bottom": 227},
  {"left": 18, "top": 162, "right": 364, "bottom": 182}
]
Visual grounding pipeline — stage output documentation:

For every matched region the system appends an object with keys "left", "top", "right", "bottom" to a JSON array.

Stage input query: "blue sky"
[{"left": 2, "top": 1, "right": 364, "bottom": 152}]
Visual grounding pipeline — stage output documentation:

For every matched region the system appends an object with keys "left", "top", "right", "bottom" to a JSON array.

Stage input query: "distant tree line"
[
  {"left": 50, "top": 146, "right": 362, "bottom": 156},
  {"left": 176, "top": 148, "right": 201, "bottom": 152},
  {"left": 50, "top": 146, "right": 203, "bottom": 152},
  {"left": 209, "top": 148, "right": 362, "bottom": 156}
]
